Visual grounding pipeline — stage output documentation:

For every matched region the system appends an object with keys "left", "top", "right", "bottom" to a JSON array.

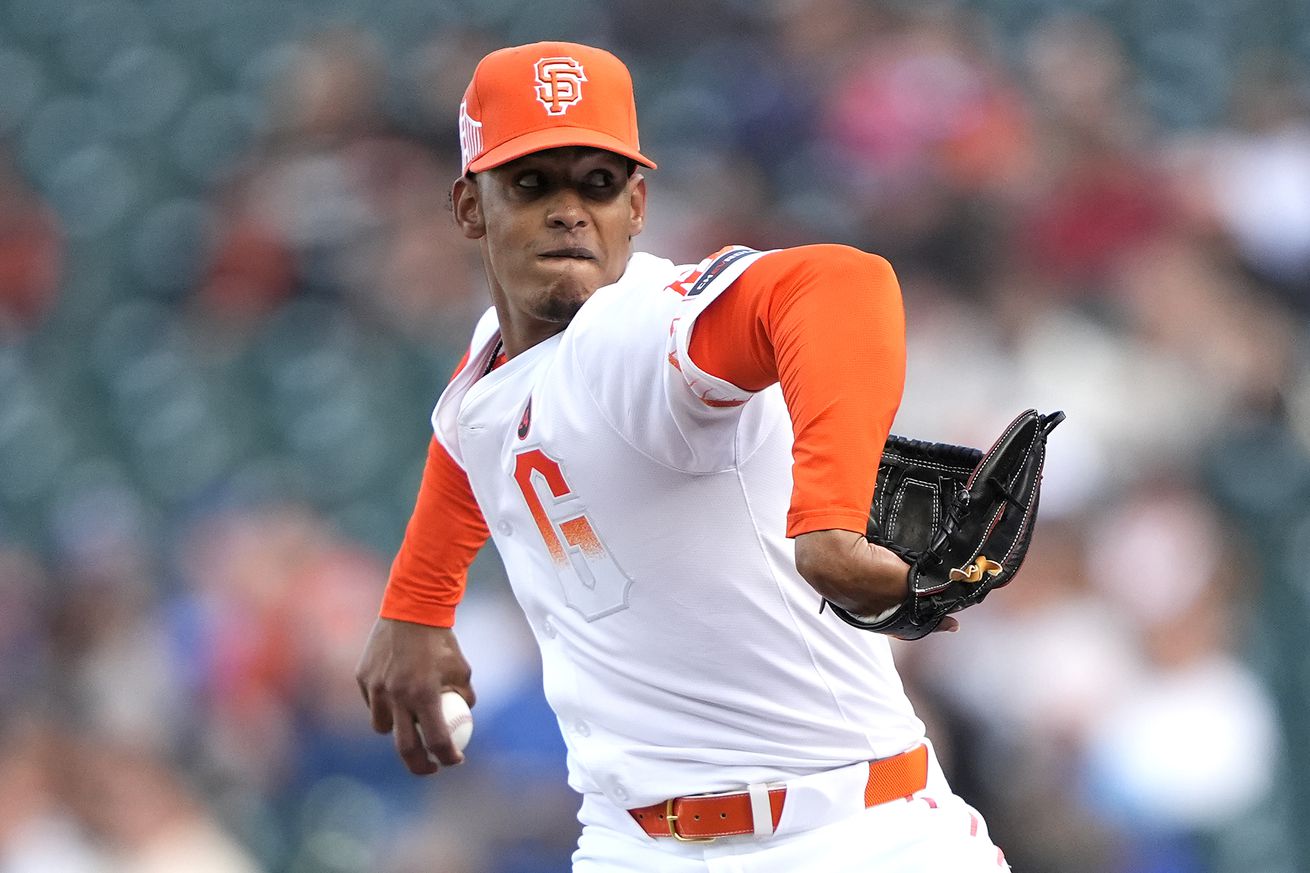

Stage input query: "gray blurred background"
[{"left": 1, "top": 0, "right": 1308, "bottom": 871}]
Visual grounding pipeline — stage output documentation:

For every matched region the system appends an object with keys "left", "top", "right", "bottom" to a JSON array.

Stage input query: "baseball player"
[{"left": 356, "top": 41, "right": 1009, "bottom": 871}]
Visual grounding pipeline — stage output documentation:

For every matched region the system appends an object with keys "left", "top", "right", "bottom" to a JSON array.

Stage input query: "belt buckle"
[{"left": 665, "top": 798, "right": 715, "bottom": 843}]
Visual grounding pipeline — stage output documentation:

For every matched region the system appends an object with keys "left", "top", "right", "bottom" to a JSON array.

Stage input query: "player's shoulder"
[
  {"left": 650, "top": 243, "right": 894, "bottom": 303},
  {"left": 572, "top": 246, "right": 774, "bottom": 336},
  {"left": 570, "top": 251, "right": 683, "bottom": 329},
  {"left": 599, "top": 250, "right": 685, "bottom": 299}
]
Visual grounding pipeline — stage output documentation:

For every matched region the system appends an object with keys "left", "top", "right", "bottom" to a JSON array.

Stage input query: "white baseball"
[{"left": 441, "top": 690, "right": 474, "bottom": 753}]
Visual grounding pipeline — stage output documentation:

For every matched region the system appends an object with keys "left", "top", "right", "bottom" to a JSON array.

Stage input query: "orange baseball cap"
[{"left": 458, "top": 41, "right": 656, "bottom": 175}]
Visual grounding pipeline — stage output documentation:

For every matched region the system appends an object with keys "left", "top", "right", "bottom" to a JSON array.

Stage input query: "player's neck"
[
  {"left": 487, "top": 275, "right": 590, "bottom": 359},
  {"left": 490, "top": 303, "right": 568, "bottom": 359},
  {"left": 501, "top": 325, "right": 566, "bottom": 359}
]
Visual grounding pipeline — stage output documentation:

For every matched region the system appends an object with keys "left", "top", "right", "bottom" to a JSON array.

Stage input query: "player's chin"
[{"left": 533, "top": 276, "right": 596, "bottom": 323}]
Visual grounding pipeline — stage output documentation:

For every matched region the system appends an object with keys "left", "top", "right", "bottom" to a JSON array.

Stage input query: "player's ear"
[
  {"left": 627, "top": 173, "right": 647, "bottom": 238},
  {"left": 452, "top": 176, "right": 485, "bottom": 240}
]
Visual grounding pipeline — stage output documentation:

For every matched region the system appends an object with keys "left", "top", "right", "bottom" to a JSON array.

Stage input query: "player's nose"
[{"left": 545, "top": 190, "right": 588, "bottom": 230}]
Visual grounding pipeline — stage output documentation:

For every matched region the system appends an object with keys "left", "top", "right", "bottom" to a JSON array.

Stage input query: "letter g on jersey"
[
  {"left": 513, "top": 447, "right": 634, "bottom": 620},
  {"left": 534, "top": 57, "right": 587, "bottom": 116}
]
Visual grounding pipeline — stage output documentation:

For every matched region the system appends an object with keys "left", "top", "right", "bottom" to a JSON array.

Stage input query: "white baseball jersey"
[{"left": 433, "top": 248, "right": 925, "bottom": 808}]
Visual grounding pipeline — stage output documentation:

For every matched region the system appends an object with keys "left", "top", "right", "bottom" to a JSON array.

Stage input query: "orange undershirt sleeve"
[
  {"left": 687, "top": 245, "right": 906, "bottom": 537},
  {"left": 379, "top": 354, "right": 490, "bottom": 628}
]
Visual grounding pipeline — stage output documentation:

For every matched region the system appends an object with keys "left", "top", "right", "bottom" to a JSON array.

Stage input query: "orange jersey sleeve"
[
  {"left": 380, "top": 355, "right": 490, "bottom": 628},
  {"left": 687, "top": 244, "right": 906, "bottom": 537}
]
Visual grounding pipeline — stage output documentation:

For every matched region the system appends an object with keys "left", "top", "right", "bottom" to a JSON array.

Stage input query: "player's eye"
[
  {"left": 515, "top": 171, "right": 545, "bottom": 190},
  {"left": 584, "top": 169, "right": 615, "bottom": 188}
]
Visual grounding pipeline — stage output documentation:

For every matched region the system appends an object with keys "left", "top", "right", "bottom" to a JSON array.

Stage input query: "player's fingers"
[
  {"left": 393, "top": 706, "right": 440, "bottom": 775},
  {"left": 449, "top": 681, "right": 476, "bottom": 710},
  {"left": 356, "top": 675, "right": 370, "bottom": 707},
  {"left": 365, "top": 684, "right": 394, "bottom": 734},
  {"left": 893, "top": 615, "right": 959, "bottom": 640},
  {"left": 417, "top": 700, "right": 464, "bottom": 768}
]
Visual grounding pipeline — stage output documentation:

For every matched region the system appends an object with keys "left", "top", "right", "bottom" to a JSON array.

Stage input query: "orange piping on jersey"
[{"left": 686, "top": 244, "right": 906, "bottom": 538}]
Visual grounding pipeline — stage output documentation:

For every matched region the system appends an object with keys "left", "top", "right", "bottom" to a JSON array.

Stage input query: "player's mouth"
[{"left": 538, "top": 246, "right": 597, "bottom": 261}]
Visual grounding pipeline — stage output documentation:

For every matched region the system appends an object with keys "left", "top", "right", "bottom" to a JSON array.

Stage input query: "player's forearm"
[{"left": 794, "top": 529, "right": 909, "bottom": 616}]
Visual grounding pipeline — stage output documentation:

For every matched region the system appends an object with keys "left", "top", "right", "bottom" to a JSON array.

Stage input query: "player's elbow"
[
  {"left": 791, "top": 245, "right": 904, "bottom": 328},
  {"left": 802, "top": 244, "right": 898, "bottom": 291}
]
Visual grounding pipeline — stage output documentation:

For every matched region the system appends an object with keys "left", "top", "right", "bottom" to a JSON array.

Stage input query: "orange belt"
[{"left": 628, "top": 744, "right": 929, "bottom": 841}]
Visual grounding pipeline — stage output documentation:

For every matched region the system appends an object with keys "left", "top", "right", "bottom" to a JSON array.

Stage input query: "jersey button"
[
  {"left": 542, "top": 617, "right": 557, "bottom": 639},
  {"left": 497, "top": 520, "right": 514, "bottom": 536},
  {"left": 574, "top": 720, "right": 591, "bottom": 737},
  {"left": 612, "top": 783, "right": 630, "bottom": 802}
]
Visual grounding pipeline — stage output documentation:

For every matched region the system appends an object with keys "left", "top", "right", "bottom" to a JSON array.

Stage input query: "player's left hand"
[{"left": 827, "top": 408, "right": 1062, "bottom": 640}]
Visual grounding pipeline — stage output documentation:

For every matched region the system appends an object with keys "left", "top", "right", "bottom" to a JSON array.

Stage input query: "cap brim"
[{"left": 467, "top": 126, "right": 656, "bottom": 173}]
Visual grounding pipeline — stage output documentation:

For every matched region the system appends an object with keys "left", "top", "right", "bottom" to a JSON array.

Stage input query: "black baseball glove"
[{"left": 825, "top": 408, "right": 1065, "bottom": 640}]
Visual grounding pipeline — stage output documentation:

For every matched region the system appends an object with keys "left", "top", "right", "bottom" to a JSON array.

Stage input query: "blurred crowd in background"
[{"left": 1, "top": 0, "right": 1309, "bottom": 871}]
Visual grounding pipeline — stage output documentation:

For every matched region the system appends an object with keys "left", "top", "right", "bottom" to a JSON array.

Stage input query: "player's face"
[{"left": 453, "top": 147, "right": 646, "bottom": 338}]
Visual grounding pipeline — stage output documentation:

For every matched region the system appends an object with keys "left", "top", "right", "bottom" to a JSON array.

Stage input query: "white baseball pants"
[{"left": 572, "top": 748, "right": 1008, "bottom": 872}]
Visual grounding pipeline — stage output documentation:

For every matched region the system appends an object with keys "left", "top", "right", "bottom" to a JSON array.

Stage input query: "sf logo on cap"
[{"left": 535, "top": 57, "right": 587, "bottom": 116}]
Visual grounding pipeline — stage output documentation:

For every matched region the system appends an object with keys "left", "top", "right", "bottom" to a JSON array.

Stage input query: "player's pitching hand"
[{"left": 355, "top": 617, "right": 476, "bottom": 775}]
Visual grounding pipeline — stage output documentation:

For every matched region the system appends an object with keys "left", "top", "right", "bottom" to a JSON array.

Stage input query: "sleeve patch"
[
  {"left": 666, "top": 247, "right": 773, "bottom": 408},
  {"left": 685, "top": 247, "right": 759, "bottom": 297}
]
